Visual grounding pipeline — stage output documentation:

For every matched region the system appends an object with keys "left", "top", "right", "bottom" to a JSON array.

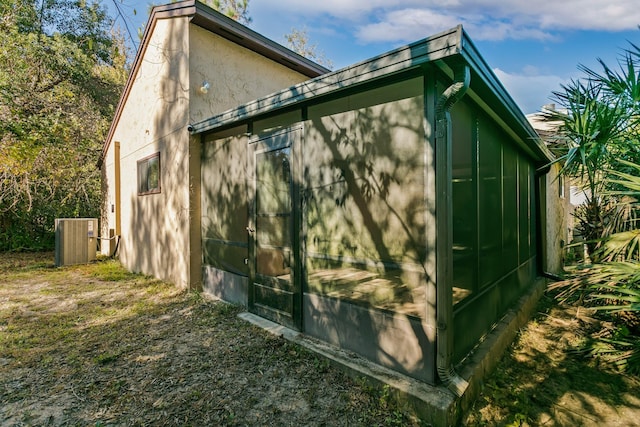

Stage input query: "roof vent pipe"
[{"left": 435, "top": 59, "right": 470, "bottom": 397}]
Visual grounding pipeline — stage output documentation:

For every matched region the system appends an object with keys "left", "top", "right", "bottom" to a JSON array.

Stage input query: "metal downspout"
[{"left": 435, "top": 60, "right": 470, "bottom": 397}]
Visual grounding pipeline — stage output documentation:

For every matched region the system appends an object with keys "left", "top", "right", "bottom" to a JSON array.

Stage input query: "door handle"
[{"left": 246, "top": 226, "right": 255, "bottom": 233}]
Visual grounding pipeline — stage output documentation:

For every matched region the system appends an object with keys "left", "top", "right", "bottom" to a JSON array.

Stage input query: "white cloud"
[
  {"left": 493, "top": 68, "right": 567, "bottom": 114},
  {"left": 355, "top": 9, "right": 554, "bottom": 43},
  {"left": 261, "top": 0, "right": 640, "bottom": 42},
  {"left": 356, "top": 9, "right": 462, "bottom": 42},
  {"left": 257, "top": 0, "right": 423, "bottom": 18},
  {"left": 504, "top": 1, "right": 640, "bottom": 32}
]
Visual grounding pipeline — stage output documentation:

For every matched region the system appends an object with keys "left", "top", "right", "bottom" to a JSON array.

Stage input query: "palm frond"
[
  {"left": 587, "top": 335, "right": 640, "bottom": 375},
  {"left": 591, "top": 284, "right": 640, "bottom": 313},
  {"left": 598, "top": 230, "right": 640, "bottom": 262},
  {"left": 550, "top": 261, "right": 640, "bottom": 300}
]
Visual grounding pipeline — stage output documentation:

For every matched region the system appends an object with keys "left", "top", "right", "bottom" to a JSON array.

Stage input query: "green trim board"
[
  {"left": 189, "top": 25, "right": 552, "bottom": 167},
  {"left": 196, "top": 25, "right": 552, "bottom": 384}
]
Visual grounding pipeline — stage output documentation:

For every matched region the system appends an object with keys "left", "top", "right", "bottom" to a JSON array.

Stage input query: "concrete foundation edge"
[
  {"left": 238, "top": 277, "right": 547, "bottom": 426},
  {"left": 456, "top": 277, "right": 548, "bottom": 417}
]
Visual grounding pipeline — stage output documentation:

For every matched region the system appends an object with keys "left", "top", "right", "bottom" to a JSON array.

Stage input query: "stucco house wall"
[
  {"left": 188, "top": 25, "right": 311, "bottom": 124},
  {"left": 543, "top": 163, "right": 569, "bottom": 274},
  {"left": 526, "top": 107, "right": 569, "bottom": 275},
  {"left": 100, "top": 1, "right": 327, "bottom": 288},
  {"left": 101, "top": 16, "right": 192, "bottom": 287}
]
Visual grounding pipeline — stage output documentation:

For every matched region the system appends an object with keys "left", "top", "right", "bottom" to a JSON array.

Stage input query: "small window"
[{"left": 137, "top": 153, "right": 161, "bottom": 195}]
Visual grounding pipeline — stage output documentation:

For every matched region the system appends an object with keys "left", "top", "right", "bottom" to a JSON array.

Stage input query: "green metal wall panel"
[
  {"left": 201, "top": 129, "right": 250, "bottom": 276},
  {"left": 304, "top": 77, "right": 429, "bottom": 318},
  {"left": 502, "top": 143, "right": 519, "bottom": 273},
  {"left": 253, "top": 110, "right": 301, "bottom": 135},
  {"left": 450, "top": 100, "right": 539, "bottom": 364},
  {"left": 519, "top": 155, "right": 532, "bottom": 264},
  {"left": 451, "top": 98, "right": 476, "bottom": 300},
  {"left": 202, "top": 239, "right": 248, "bottom": 275},
  {"left": 478, "top": 118, "right": 503, "bottom": 288}
]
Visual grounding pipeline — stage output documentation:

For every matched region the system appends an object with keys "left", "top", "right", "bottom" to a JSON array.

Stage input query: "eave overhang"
[
  {"left": 97, "top": 0, "right": 329, "bottom": 168},
  {"left": 190, "top": 25, "right": 553, "bottom": 166}
]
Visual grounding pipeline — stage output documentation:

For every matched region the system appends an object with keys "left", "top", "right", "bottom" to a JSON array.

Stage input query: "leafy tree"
[
  {"left": 551, "top": 163, "right": 640, "bottom": 374},
  {"left": 284, "top": 27, "right": 332, "bottom": 69},
  {"left": 0, "top": 0, "right": 127, "bottom": 251},
  {"left": 199, "top": 0, "right": 251, "bottom": 24},
  {"left": 549, "top": 38, "right": 640, "bottom": 374},
  {"left": 547, "top": 81, "right": 630, "bottom": 256},
  {"left": 546, "top": 39, "right": 640, "bottom": 258}
]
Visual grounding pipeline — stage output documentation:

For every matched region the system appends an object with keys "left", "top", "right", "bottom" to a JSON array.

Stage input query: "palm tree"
[
  {"left": 545, "top": 78, "right": 631, "bottom": 258},
  {"left": 548, "top": 38, "right": 640, "bottom": 374}
]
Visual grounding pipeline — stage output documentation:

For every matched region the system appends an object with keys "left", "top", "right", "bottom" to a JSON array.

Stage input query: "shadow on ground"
[
  {"left": 464, "top": 292, "right": 640, "bottom": 426},
  {"left": 0, "top": 253, "right": 421, "bottom": 426}
]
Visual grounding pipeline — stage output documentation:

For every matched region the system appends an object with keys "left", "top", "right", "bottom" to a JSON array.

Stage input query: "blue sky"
[{"left": 111, "top": 0, "right": 640, "bottom": 115}]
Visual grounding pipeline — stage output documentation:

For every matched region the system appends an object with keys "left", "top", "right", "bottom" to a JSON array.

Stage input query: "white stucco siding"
[
  {"left": 188, "top": 24, "right": 314, "bottom": 124},
  {"left": 103, "top": 16, "right": 192, "bottom": 287},
  {"left": 101, "top": 16, "right": 322, "bottom": 289},
  {"left": 545, "top": 163, "right": 569, "bottom": 274},
  {"left": 100, "top": 143, "right": 117, "bottom": 255}
]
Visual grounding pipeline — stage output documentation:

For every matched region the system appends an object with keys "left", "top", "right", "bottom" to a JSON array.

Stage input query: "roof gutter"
[
  {"left": 435, "top": 58, "right": 470, "bottom": 397},
  {"left": 97, "top": 0, "right": 328, "bottom": 168}
]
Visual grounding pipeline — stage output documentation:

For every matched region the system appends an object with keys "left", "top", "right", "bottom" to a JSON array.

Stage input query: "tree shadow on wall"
[
  {"left": 125, "top": 19, "right": 191, "bottom": 285},
  {"left": 200, "top": 131, "right": 251, "bottom": 278},
  {"left": 301, "top": 92, "right": 438, "bottom": 382}
]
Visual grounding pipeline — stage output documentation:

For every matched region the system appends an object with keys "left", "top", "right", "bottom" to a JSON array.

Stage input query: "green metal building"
[{"left": 190, "top": 25, "right": 553, "bottom": 393}]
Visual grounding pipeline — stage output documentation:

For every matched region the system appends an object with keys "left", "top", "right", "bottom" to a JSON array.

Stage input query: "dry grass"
[
  {"left": 0, "top": 253, "right": 420, "bottom": 426},
  {"left": 4, "top": 253, "right": 640, "bottom": 426},
  {"left": 464, "top": 294, "right": 640, "bottom": 426}
]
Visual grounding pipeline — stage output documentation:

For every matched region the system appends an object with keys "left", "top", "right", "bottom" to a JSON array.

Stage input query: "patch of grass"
[
  {"left": 214, "top": 301, "right": 242, "bottom": 316},
  {"left": 11, "top": 252, "right": 636, "bottom": 426},
  {"left": 465, "top": 293, "right": 640, "bottom": 426},
  {"left": 94, "top": 352, "right": 121, "bottom": 365},
  {"left": 0, "top": 255, "right": 167, "bottom": 370},
  {"left": 0, "top": 251, "right": 54, "bottom": 273},
  {"left": 0, "top": 251, "right": 56, "bottom": 281},
  {"left": 85, "top": 258, "right": 143, "bottom": 281},
  {"left": 351, "top": 378, "right": 424, "bottom": 426}
]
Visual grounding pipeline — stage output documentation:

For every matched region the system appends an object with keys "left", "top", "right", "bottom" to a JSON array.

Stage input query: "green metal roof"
[{"left": 189, "top": 25, "right": 553, "bottom": 165}]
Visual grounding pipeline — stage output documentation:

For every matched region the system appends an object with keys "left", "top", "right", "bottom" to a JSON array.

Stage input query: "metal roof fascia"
[
  {"left": 190, "top": 2, "right": 329, "bottom": 78},
  {"left": 190, "top": 26, "right": 464, "bottom": 135},
  {"left": 98, "top": 0, "right": 329, "bottom": 167},
  {"left": 457, "top": 31, "right": 554, "bottom": 164}
]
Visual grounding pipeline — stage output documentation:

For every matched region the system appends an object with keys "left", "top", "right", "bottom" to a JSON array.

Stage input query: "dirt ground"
[
  {"left": 0, "top": 253, "right": 419, "bottom": 426},
  {"left": 463, "top": 294, "right": 640, "bottom": 426},
  {"left": 2, "top": 252, "right": 640, "bottom": 426}
]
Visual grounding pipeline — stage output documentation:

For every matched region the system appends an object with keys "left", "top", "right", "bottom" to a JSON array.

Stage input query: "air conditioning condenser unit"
[{"left": 54, "top": 218, "right": 98, "bottom": 267}]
